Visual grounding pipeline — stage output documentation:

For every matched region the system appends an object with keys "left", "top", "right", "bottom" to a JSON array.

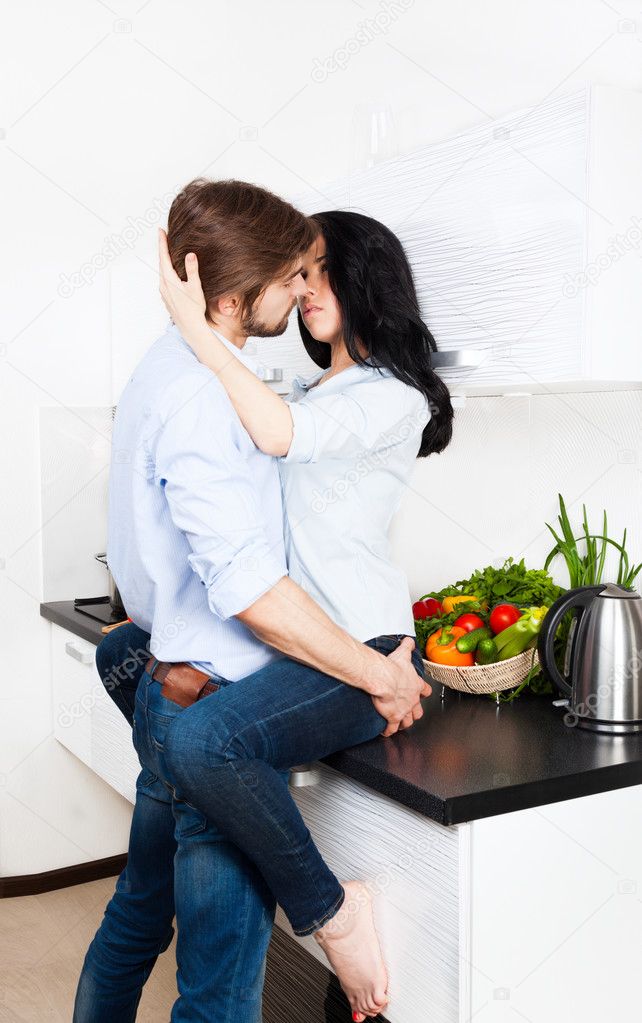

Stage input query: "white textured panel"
[
  {"left": 276, "top": 764, "right": 465, "bottom": 1023},
  {"left": 91, "top": 688, "right": 139, "bottom": 804},
  {"left": 274, "top": 87, "right": 591, "bottom": 393},
  {"left": 469, "top": 784, "right": 642, "bottom": 1022}
]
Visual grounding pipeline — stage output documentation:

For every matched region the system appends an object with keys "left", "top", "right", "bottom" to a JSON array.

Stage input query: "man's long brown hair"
[{"left": 167, "top": 178, "right": 316, "bottom": 318}]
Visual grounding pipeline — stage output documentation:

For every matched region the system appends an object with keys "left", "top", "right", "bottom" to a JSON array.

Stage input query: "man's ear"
[{"left": 215, "top": 293, "right": 242, "bottom": 317}]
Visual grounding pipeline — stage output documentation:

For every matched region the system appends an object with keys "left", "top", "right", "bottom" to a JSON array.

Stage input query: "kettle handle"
[{"left": 536, "top": 585, "right": 606, "bottom": 698}]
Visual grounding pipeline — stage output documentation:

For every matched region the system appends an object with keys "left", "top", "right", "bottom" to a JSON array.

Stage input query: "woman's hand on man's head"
[{"left": 158, "top": 227, "right": 208, "bottom": 339}]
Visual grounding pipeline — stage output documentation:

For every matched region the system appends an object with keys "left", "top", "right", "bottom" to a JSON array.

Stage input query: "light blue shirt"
[
  {"left": 107, "top": 321, "right": 287, "bottom": 682},
  {"left": 279, "top": 363, "right": 431, "bottom": 641}
]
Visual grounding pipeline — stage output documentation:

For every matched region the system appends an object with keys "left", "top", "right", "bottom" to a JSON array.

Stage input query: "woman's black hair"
[{"left": 297, "top": 210, "right": 453, "bottom": 457}]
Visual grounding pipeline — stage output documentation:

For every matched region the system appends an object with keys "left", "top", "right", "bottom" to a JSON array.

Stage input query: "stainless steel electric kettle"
[{"left": 537, "top": 582, "right": 642, "bottom": 734}]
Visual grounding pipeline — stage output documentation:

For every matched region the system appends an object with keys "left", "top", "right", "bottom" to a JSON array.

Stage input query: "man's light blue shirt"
[{"left": 107, "top": 321, "right": 287, "bottom": 682}]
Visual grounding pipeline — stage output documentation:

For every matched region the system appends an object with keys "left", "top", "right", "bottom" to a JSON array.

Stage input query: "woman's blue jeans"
[{"left": 143, "top": 634, "right": 425, "bottom": 937}]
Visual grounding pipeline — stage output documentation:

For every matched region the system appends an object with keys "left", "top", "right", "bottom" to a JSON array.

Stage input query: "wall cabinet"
[{"left": 259, "top": 84, "right": 642, "bottom": 395}]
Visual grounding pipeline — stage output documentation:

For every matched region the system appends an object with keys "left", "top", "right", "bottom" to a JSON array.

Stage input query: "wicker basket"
[{"left": 422, "top": 646, "right": 539, "bottom": 695}]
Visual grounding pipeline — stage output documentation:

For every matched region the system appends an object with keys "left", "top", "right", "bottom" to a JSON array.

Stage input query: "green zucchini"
[
  {"left": 455, "top": 626, "right": 492, "bottom": 654},
  {"left": 475, "top": 638, "right": 499, "bottom": 664}
]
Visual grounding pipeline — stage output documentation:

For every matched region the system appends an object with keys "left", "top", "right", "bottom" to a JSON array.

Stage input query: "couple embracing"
[{"left": 73, "top": 177, "right": 453, "bottom": 1022}]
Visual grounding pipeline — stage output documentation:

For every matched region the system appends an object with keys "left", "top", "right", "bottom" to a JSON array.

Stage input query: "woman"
[{"left": 136, "top": 211, "right": 452, "bottom": 1019}]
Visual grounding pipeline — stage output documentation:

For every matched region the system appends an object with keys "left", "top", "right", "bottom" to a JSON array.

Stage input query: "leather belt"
[{"left": 145, "top": 657, "right": 220, "bottom": 709}]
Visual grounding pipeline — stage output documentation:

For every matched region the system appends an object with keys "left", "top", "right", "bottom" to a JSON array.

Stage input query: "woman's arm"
[{"left": 158, "top": 229, "right": 293, "bottom": 457}]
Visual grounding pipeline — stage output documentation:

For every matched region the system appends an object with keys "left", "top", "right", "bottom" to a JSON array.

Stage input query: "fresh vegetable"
[
  {"left": 412, "top": 598, "right": 442, "bottom": 620},
  {"left": 425, "top": 627, "right": 475, "bottom": 666},
  {"left": 442, "top": 594, "right": 479, "bottom": 614},
  {"left": 544, "top": 492, "right": 642, "bottom": 590},
  {"left": 455, "top": 626, "right": 493, "bottom": 653},
  {"left": 420, "top": 558, "right": 564, "bottom": 612},
  {"left": 414, "top": 598, "right": 487, "bottom": 661},
  {"left": 453, "top": 612, "right": 486, "bottom": 633},
  {"left": 489, "top": 603, "right": 522, "bottom": 635},
  {"left": 414, "top": 491, "right": 640, "bottom": 704},
  {"left": 494, "top": 606, "right": 548, "bottom": 661},
  {"left": 475, "top": 638, "right": 499, "bottom": 664}
]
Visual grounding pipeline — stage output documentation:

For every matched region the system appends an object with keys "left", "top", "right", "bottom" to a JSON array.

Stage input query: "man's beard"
[{"left": 241, "top": 308, "right": 292, "bottom": 339}]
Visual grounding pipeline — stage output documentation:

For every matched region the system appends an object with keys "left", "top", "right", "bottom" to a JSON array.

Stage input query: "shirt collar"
[
  {"left": 291, "top": 368, "right": 326, "bottom": 393},
  {"left": 167, "top": 319, "right": 260, "bottom": 376},
  {"left": 291, "top": 358, "right": 379, "bottom": 394}
]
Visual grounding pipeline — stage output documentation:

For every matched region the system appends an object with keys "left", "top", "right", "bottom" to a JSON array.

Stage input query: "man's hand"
[{"left": 370, "top": 637, "right": 432, "bottom": 737}]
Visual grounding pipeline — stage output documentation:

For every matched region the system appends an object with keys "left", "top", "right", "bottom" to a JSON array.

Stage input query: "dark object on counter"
[
  {"left": 74, "top": 595, "right": 126, "bottom": 628},
  {"left": 538, "top": 582, "right": 642, "bottom": 734},
  {"left": 95, "top": 553, "right": 127, "bottom": 618}
]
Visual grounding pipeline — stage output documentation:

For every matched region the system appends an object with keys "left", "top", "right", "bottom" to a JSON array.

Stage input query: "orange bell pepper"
[{"left": 425, "top": 626, "right": 475, "bottom": 666}]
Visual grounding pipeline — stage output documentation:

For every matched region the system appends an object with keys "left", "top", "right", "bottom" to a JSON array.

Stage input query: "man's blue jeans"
[
  {"left": 74, "top": 633, "right": 288, "bottom": 1023},
  {"left": 149, "top": 635, "right": 425, "bottom": 937},
  {"left": 78, "top": 627, "right": 424, "bottom": 1017}
]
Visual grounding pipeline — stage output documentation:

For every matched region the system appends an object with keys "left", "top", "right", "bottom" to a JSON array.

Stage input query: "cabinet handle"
[
  {"left": 289, "top": 763, "right": 321, "bottom": 787},
  {"left": 261, "top": 368, "right": 283, "bottom": 382},
  {"left": 65, "top": 641, "right": 94, "bottom": 666}
]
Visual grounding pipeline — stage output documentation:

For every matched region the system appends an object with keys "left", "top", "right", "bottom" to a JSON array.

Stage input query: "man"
[{"left": 74, "top": 178, "right": 428, "bottom": 1021}]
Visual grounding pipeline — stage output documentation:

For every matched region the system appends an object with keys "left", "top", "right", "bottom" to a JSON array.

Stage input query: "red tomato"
[
  {"left": 489, "top": 603, "right": 522, "bottom": 634},
  {"left": 453, "top": 613, "right": 486, "bottom": 633},
  {"left": 412, "top": 598, "right": 442, "bottom": 620}
]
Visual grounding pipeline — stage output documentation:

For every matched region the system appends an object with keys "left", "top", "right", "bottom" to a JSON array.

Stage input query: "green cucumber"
[
  {"left": 455, "top": 626, "right": 492, "bottom": 654},
  {"left": 475, "top": 638, "right": 498, "bottom": 664}
]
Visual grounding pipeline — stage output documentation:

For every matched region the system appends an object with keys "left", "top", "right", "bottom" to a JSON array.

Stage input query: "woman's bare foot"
[{"left": 313, "top": 880, "right": 389, "bottom": 1020}]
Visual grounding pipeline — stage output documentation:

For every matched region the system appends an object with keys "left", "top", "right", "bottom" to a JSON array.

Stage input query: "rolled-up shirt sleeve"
[
  {"left": 283, "top": 375, "right": 431, "bottom": 464},
  {"left": 151, "top": 372, "right": 286, "bottom": 620}
]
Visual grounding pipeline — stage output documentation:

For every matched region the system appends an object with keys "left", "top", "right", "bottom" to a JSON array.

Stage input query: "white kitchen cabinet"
[
  {"left": 263, "top": 84, "right": 642, "bottom": 394},
  {"left": 91, "top": 683, "right": 139, "bottom": 803},
  {"left": 51, "top": 627, "right": 95, "bottom": 765},
  {"left": 50, "top": 623, "right": 139, "bottom": 803},
  {"left": 278, "top": 763, "right": 642, "bottom": 1023}
]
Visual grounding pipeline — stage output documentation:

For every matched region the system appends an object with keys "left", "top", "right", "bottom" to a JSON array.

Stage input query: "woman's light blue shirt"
[{"left": 279, "top": 362, "right": 431, "bottom": 642}]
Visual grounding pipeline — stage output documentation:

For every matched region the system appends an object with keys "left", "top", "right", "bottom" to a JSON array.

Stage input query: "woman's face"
[{"left": 297, "top": 233, "right": 343, "bottom": 345}]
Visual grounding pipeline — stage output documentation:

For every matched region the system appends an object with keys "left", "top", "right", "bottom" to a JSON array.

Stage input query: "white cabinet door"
[
  {"left": 51, "top": 625, "right": 96, "bottom": 766},
  {"left": 279, "top": 763, "right": 471, "bottom": 1023},
  {"left": 280, "top": 85, "right": 642, "bottom": 391},
  {"left": 91, "top": 684, "right": 139, "bottom": 803},
  {"left": 51, "top": 623, "right": 139, "bottom": 803},
  {"left": 468, "top": 785, "right": 642, "bottom": 1023}
]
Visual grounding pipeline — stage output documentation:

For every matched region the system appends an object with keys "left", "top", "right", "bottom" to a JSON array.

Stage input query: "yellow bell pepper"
[{"left": 441, "top": 594, "right": 479, "bottom": 614}]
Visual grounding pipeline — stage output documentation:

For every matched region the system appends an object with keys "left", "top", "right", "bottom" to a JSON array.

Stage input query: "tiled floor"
[{"left": 0, "top": 876, "right": 177, "bottom": 1021}]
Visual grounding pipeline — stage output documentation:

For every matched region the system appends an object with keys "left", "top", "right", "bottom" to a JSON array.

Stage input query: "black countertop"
[{"left": 42, "top": 600, "right": 642, "bottom": 827}]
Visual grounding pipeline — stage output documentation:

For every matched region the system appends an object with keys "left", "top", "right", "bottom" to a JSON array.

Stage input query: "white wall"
[{"left": 2, "top": 0, "right": 642, "bottom": 876}]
